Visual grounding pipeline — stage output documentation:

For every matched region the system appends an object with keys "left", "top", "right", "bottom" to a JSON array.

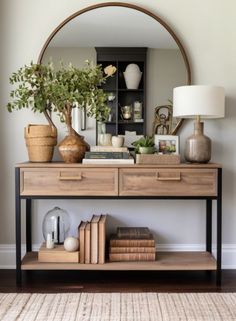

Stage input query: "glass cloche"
[{"left": 42, "top": 207, "right": 70, "bottom": 244}]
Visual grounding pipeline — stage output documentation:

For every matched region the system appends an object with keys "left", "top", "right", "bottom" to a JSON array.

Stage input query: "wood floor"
[{"left": 0, "top": 270, "right": 236, "bottom": 292}]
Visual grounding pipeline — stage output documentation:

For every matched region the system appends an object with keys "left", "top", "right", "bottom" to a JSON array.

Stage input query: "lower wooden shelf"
[{"left": 21, "top": 251, "right": 216, "bottom": 271}]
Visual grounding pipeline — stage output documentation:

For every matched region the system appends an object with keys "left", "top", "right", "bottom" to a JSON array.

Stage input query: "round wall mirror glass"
[{"left": 39, "top": 3, "right": 191, "bottom": 143}]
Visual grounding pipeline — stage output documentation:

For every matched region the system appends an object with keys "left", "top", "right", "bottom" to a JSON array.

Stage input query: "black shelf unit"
[{"left": 96, "top": 47, "right": 147, "bottom": 140}]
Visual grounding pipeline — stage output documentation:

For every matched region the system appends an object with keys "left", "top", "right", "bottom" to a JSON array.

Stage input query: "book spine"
[
  {"left": 82, "top": 159, "right": 134, "bottom": 164},
  {"left": 85, "top": 224, "right": 91, "bottom": 264},
  {"left": 91, "top": 222, "right": 99, "bottom": 264},
  {"left": 85, "top": 152, "right": 129, "bottom": 159},
  {"left": 109, "top": 246, "right": 156, "bottom": 254},
  {"left": 90, "top": 146, "right": 128, "bottom": 152},
  {"left": 79, "top": 230, "right": 85, "bottom": 264},
  {"left": 110, "top": 239, "right": 155, "bottom": 247},
  {"left": 109, "top": 253, "right": 156, "bottom": 262},
  {"left": 98, "top": 216, "right": 107, "bottom": 264},
  {"left": 117, "top": 227, "right": 151, "bottom": 239}
]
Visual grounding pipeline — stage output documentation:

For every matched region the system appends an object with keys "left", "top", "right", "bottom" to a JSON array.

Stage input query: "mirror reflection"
[{"left": 41, "top": 5, "right": 189, "bottom": 142}]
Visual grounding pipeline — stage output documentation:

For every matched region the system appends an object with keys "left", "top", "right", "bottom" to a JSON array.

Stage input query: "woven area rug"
[{"left": 0, "top": 292, "right": 236, "bottom": 321}]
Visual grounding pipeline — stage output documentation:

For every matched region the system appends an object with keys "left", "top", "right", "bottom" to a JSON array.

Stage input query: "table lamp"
[{"left": 173, "top": 85, "right": 225, "bottom": 163}]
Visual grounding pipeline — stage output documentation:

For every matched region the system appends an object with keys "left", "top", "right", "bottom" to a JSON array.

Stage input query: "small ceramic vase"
[{"left": 112, "top": 136, "right": 124, "bottom": 148}]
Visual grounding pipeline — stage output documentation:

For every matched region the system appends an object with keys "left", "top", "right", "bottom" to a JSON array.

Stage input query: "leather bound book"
[
  {"left": 85, "top": 222, "right": 91, "bottom": 264},
  {"left": 116, "top": 227, "right": 152, "bottom": 239},
  {"left": 90, "top": 215, "right": 101, "bottom": 264},
  {"left": 109, "top": 234, "right": 155, "bottom": 247},
  {"left": 78, "top": 221, "right": 87, "bottom": 264},
  {"left": 109, "top": 252, "right": 156, "bottom": 262},
  {"left": 109, "top": 246, "right": 155, "bottom": 254},
  {"left": 98, "top": 214, "right": 107, "bottom": 264}
]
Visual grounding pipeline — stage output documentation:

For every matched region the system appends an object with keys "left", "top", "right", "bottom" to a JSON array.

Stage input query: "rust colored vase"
[{"left": 58, "top": 133, "right": 87, "bottom": 163}]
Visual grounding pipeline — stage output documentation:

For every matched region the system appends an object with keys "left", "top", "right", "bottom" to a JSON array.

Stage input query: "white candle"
[{"left": 46, "top": 233, "right": 54, "bottom": 249}]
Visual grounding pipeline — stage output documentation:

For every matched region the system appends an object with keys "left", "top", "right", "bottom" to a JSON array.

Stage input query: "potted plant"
[
  {"left": 7, "top": 62, "right": 57, "bottom": 162},
  {"left": 50, "top": 61, "right": 116, "bottom": 163},
  {"left": 132, "top": 136, "right": 155, "bottom": 154}
]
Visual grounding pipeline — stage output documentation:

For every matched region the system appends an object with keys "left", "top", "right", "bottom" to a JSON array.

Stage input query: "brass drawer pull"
[
  {"left": 156, "top": 172, "right": 181, "bottom": 181},
  {"left": 59, "top": 173, "right": 83, "bottom": 181}
]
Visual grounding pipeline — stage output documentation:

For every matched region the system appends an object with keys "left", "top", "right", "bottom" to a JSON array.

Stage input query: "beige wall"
[
  {"left": 0, "top": 0, "right": 236, "bottom": 265},
  {"left": 146, "top": 48, "right": 186, "bottom": 134}
]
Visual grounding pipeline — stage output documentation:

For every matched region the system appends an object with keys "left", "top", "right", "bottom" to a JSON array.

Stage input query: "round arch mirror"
[{"left": 39, "top": 3, "right": 191, "bottom": 141}]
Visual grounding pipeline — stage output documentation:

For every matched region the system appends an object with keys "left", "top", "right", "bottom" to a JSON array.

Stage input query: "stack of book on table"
[
  {"left": 109, "top": 227, "right": 156, "bottom": 262},
  {"left": 82, "top": 146, "right": 134, "bottom": 164},
  {"left": 78, "top": 214, "right": 107, "bottom": 264}
]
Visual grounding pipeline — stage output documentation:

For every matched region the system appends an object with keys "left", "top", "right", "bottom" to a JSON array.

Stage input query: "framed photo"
[{"left": 154, "top": 135, "right": 179, "bottom": 155}]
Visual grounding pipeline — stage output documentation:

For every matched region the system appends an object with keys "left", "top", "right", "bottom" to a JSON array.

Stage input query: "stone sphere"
[{"left": 64, "top": 237, "right": 79, "bottom": 252}]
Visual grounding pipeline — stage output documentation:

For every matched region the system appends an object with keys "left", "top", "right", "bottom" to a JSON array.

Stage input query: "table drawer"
[
  {"left": 119, "top": 168, "right": 217, "bottom": 196},
  {"left": 20, "top": 168, "right": 118, "bottom": 196}
]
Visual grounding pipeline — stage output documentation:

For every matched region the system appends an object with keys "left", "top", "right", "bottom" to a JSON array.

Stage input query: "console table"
[{"left": 15, "top": 162, "right": 222, "bottom": 286}]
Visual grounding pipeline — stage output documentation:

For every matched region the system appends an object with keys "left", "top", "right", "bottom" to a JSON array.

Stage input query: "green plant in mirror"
[{"left": 50, "top": 61, "right": 116, "bottom": 134}]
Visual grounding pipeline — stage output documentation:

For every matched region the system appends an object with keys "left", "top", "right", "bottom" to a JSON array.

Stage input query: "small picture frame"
[{"left": 154, "top": 135, "right": 179, "bottom": 155}]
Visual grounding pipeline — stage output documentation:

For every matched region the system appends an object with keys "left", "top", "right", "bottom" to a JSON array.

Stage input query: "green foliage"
[
  {"left": 51, "top": 61, "right": 112, "bottom": 123},
  {"left": 7, "top": 60, "right": 116, "bottom": 127},
  {"left": 132, "top": 136, "right": 155, "bottom": 153},
  {"left": 7, "top": 61, "right": 54, "bottom": 114}
]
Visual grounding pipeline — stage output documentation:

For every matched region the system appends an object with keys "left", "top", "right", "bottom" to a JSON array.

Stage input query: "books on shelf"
[
  {"left": 85, "top": 152, "right": 130, "bottom": 159},
  {"left": 109, "top": 227, "right": 156, "bottom": 262},
  {"left": 82, "top": 158, "right": 134, "bottom": 164},
  {"left": 78, "top": 214, "right": 108, "bottom": 264},
  {"left": 109, "top": 252, "right": 156, "bottom": 262},
  {"left": 90, "top": 146, "right": 128, "bottom": 152}
]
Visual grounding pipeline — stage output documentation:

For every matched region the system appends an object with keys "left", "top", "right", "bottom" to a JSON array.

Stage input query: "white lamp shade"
[{"left": 173, "top": 85, "right": 225, "bottom": 118}]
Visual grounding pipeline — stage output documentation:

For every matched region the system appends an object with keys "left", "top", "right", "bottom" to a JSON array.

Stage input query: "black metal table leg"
[
  {"left": 26, "top": 199, "right": 32, "bottom": 252},
  {"left": 206, "top": 199, "right": 212, "bottom": 253},
  {"left": 216, "top": 168, "right": 222, "bottom": 286},
  {"left": 15, "top": 168, "right": 22, "bottom": 286}
]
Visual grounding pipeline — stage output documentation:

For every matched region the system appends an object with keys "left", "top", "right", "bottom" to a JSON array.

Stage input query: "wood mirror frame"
[{"left": 37, "top": 2, "right": 191, "bottom": 135}]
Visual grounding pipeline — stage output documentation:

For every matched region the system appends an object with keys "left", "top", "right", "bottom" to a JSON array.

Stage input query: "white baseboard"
[{"left": 0, "top": 243, "right": 236, "bottom": 269}]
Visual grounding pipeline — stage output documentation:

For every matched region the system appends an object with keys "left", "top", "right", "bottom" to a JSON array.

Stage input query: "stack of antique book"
[
  {"left": 78, "top": 214, "right": 107, "bottom": 264},
  {"left": 109, "top": 227, "right": 156, "bottom": 262},
  {"left": 82, "top": 146, "right": 134, "bottom": 164}
]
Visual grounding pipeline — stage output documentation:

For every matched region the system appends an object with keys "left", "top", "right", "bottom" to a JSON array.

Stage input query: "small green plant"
[{"left": 132, "top": 136, "right": 155, "bottom": 153}]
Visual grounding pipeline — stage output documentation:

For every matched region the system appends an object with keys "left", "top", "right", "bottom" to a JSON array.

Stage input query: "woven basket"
[
  {"left": 24, "top": 124, "right": 57, "bottom": 138},
  {"left": 24, "top": 124, "right": 57, "bottom": 162}
]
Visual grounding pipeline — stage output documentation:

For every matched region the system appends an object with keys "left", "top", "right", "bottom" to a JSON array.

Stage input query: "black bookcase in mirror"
[{"left": 96, "top": 47, "right": 147, "bottom": 141}]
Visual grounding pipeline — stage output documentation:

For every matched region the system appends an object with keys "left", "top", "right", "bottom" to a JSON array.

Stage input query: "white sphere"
[{"left": 64, "top": 237, "right": 79, "bottom": 252}]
